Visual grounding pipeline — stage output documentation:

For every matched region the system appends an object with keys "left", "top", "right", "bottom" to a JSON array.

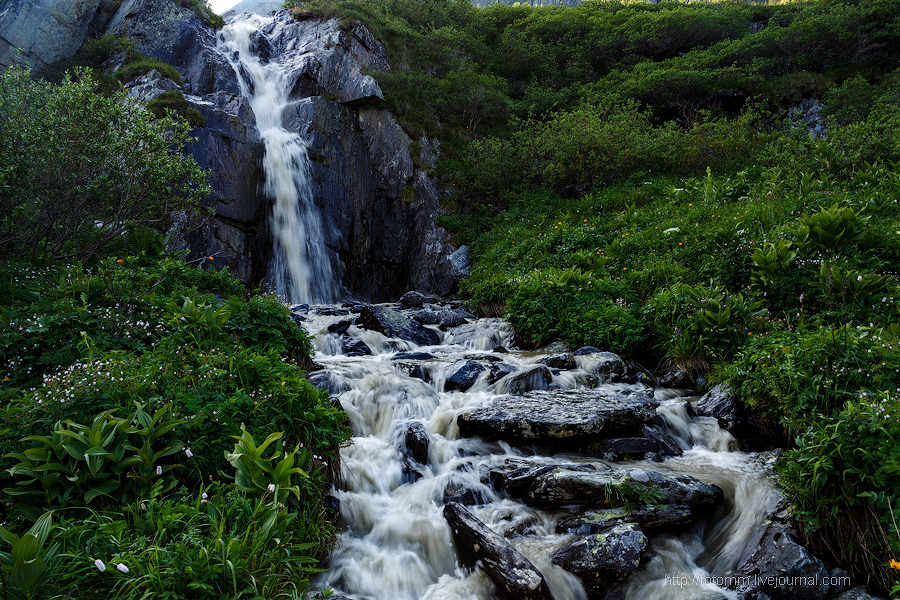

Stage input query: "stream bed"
[{"left": 295, "top": 300, "right": 798, "bottom": 600}]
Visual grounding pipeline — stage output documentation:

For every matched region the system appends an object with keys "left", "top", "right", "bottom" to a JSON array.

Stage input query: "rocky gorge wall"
[{"left": 1, "top": 0, "right": 464, "bottom": 301}]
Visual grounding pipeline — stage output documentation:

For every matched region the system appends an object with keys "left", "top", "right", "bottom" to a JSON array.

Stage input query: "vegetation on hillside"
[
  {"left": 0, "top": 66, "right": 348, "bottom": 598},
  {"left": 289, "top": 0, "right": 900, "bottom": 592}
]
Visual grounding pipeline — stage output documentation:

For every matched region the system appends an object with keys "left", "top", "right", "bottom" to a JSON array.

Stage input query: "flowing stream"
[
  {"left": 218, "top": 15, "right": 337, "bottom": 304},
  {"left": 301, "top": 308, "right": 781, "bottom": 600}
]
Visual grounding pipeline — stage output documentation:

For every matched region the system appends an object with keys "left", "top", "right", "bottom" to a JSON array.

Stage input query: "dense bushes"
[
  {"left": 0, "top": 244, "right": 349, "bottom": 599},
  {"left": 0, "top": 67, "right": 208, "bottom": 263}
]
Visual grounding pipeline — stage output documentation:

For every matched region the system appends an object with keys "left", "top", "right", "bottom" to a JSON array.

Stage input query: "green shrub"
[{"left": 146, "top": 91, "right": 206, "bottom": 127}]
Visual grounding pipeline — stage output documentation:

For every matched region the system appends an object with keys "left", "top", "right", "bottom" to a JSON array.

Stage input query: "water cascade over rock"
[
  {"left": 6, "top": 0, "right": 465, "bottom": 299},
  {"left": 218, "top": 14, "right": 338, "bottom": 302},
  {"left": 301, "top": 302, "right": 840, "bottom": 600}
]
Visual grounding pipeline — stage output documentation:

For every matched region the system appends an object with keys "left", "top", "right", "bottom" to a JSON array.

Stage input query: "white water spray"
[{"left": 218, "top": 15, "right": 336, "bottom": 303}]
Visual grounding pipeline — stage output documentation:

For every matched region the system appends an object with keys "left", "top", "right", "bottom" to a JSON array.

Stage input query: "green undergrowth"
[{"left": 0, "top": 236, "right": 349, "bottom": 599}]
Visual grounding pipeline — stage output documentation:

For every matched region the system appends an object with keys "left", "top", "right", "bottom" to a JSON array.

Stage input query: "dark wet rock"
[
  {"left": 401, "top": 421, "right": 430, "bottom": 465},
  {"left": 573, "top": 346, "right": 602, "bottom": 356},
  {"left": 401, "top": 458, "right": 424, "bottom": 484},
  {"left": 505, "top": 366, "right": 553, "bottom": 395},
  {"left": 392, "top": 351, "right": 436, "bottom": 361},
  {"left": 538, "top": 341, "right": 571, "bottom": 353},
  {"left": 457, "top": 389, "right": 659, "bottom": 443},
  {"left": 642, "top": 424, "right": 683, "bottom": 458},
  {"left": 445, "top": 360, "right": 487, "bottom": 392},
  {"left": 658, "top": 368, "right": 692, "bottom": 389},
  {"left": 448, "top": 245, "right": 471, "bottom": 278},
  {"left": 316, "top": 307, "right": 351, "bottom": 316},
  {"left": 327, "top": 319, "right": 353, "bottom": 334},
  {"left": 832, "top": 586, "right": 884, "bottom": 600},
  {"left": 412, "top": 309, "right": 440, "bottom": 325},
  {"left": 488, "top": 363, "right": 517, "bottom": 385},
  {"left": 399, "top": 290, "right": 429, "bottom": 308},
  {"left": 588, "top": 437, "right": 658, "bottom": 460},
  {"left": 556, "top": 504, "right": 695, "bottom": 534},
  {"left": 538, "top": 353, "right": 576, "bottom": 370},
  {"left": 290, "top": 303, "right": 310, "bottom": 314},
  {"left": 730, "top": 522, "right": 830, "bottom": 600},
  {"left": 593, "top": 352, "right": 628, "bottom": 383},
  {"left": 524, "top": 466, "right": 724, "bottom": 508},
  {"left": 358, "top": 304, "right": 440, "bottom": 346},
  {"left": 289, "top": 313, "right": 306, "bottom": 325},
  {"left": 467, "top": 353, "right": 503, "bottom": 363},
  {"left": 489, "top": 460, "right": 597, "bottom": 497},
  {"left": 339, "top": 335, "right": 371, "bottom": 356},
  {"left": 551, "top": 523, "right": 648, "bottom": 597},
  {"left": 694, "top": 384, "right": 739, "bottom": 426},
  {"left": 307, "top": 370, "right": 351, "bottom": 394},
  {"left": 575, "top": 373, "right": 601, "bottom": 388},
  {"left": 493, "top": 346, "right": 509, "bottom": 353},
  {"left": 443, "top": 483, "right": 488, "bottom": 506},
  {"left": 435, "top": 309, "right": 471, "bottom": 330},
  {"left": 396, "top": 362, "right": 429, "bottom": 381},
  {"left": 443, "top": 502, "right": 552, "bottom": 600}
]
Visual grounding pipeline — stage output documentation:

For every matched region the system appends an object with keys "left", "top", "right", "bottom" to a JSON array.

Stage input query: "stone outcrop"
[
  {"left": 457, "top": 388, "right": 659, "bottom": 442},
  {"left": 357, "top": 303, "right": 440, "bottom": 346},
  {"left": 556, "top": 504, "right": 695, "bottom": 534},
  {"left": 0, "top": 0, "right": 119, "bottom": 69}
]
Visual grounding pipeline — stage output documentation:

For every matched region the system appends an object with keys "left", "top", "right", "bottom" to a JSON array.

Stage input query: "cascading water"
[
  {"left": 301, "top": 305, "right": 783, "bottom": 600},
  {"left": 218, "top": 15, "right": 337, "bottom": 303}
]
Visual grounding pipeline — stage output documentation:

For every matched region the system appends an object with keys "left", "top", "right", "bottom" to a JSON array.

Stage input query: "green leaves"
[
  {"left": 225, "top": 425, "right": 309, "bottom": 505},
  {"left": 3, "top": 403, "right": 185, "bottom": 515}
]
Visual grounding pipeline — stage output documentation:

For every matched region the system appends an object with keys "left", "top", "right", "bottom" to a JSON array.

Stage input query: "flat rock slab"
[
  {"left": 524, "top": 466, "right": 724, "bottom": 508},
  {"left": 444, "top": 502, "right": 552, "bottom": 600},
  {"left": 457, "top": 389, "right": 659, "bottom": 442},
  {"left": 556, "top": 504, "right": 695, "bottom": 534}
]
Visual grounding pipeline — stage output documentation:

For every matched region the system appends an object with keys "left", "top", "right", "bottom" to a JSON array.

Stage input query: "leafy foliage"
[{"left": 0, "top": 68, "right": 209, "bottom": 262}]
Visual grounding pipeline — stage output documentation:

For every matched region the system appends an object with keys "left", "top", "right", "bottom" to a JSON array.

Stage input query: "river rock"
[
  {"left": 490, "top": 460, "right": 598, "bottom": 497},
  {"left": 457, "top": 388, "right": 659, "bottom": 443},
  {"left": 551, "top": 523, "right": 648, "bottom": 597},
  {"left": 556, "top": 504, "right": 695, "bottom": 534},
  {"left": 538, "top": 341, "right": 571, "bottom": 353},
  {"left": 573, "top": 346, "right": 602, "bottom": 356},
  {"left": 658, "top": 368, "right": 692, "bottom": 389},
  {"left": 694, "top": 384, "right": 739, "bottom": 427},
  {"left": 435, "top": 308, "right": 471, "bottom": 330},
  {"left": 357, "top": 304, "right": 440, "bottom": 346},
  {"left": 412, "top": 309, "right": 440, "bottom": 324},
  {"left": 538, "top": 353, "right": 576, "bottom": 370},
  {"left": 445, "top": 360, "right": 487, "bottom": 392},
  {"left": 339, "top": 334, "right": 371, "bottom": 356},
  {"left": 307, "top": 370, "right": 351, "bottom": 394},
  {"left": 504, "top": 366, "right": 553, "bottom": 394},
  {"left": 524, "top": 466, "right": 724, "bottom": 508},
  {"left": 402, "top": 421, "right": 429, "bottom": 465},
  {"left": 443, "top": 502, "right": 552, "bottom": 600},
  {"left": 730, "top": 521, "right": 830, "bottom": 600},
  {"left": 327, "top": 319, "right": 353, "bottom": 334},
  {"left": 488, "top": 362, "right": 517, "bottom": 384},
  {"left": 399, "top": 290, "right": 429, "bottom": 308},
  {"left": 832, "top": 586, "right": 885, "bottom": 600}
]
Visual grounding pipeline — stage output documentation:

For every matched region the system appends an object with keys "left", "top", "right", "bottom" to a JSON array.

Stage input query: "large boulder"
[
  {"left": 457, "top": 389, "right": 659, "bottom": 443},
  {"left": 551, "top": 523, "right": 648, "bottom": 598},
  {"left": 523, "top": 466, "right": 724, "bottom": 508},
  {"left": 443, "top": 502, "right": 552, "bottom": 600}
]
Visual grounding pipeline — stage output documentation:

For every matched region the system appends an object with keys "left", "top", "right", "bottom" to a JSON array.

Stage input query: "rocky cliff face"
[{"left": 2, "top": 0, "right": 462, "bottom": 300}]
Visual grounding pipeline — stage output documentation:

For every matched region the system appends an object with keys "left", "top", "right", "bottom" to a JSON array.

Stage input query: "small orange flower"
[
  {"left": 117, "top": 259, "right": 123, "bottom": 263},
  {"left": 208, "top": 256, "right": 214, "bottom": 260},
  {"left": 890, "top": 558, "right": 900, "bottom": 569},
  {"left": 678, "top": 242, "right": 683, "bottom": 246}
]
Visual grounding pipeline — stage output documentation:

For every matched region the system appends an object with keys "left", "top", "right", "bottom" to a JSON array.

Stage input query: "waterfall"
[{"left": 218, "top": 15, "right": 337, "bottom": 304}]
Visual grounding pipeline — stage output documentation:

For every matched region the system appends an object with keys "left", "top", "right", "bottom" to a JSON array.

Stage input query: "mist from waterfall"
[{"left": 218, "top": 15, "right": 337, "bottom": 303}]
